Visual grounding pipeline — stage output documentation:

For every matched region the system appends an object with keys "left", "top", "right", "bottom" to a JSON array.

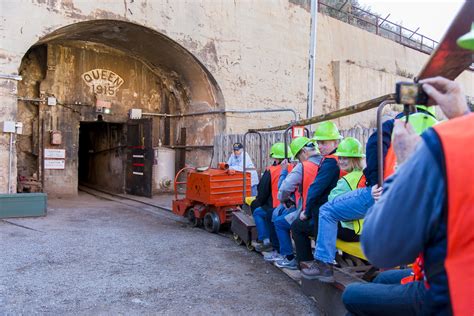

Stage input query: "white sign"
[
  {"left": 44, "top": 149, "right": 66, "bottom": 159},
  {"left": 292, "top": 126, "right": 305, "bottom": 138},
  {"left": 44, "top": 159, "right": 65, "bottom": 170},
  {"left": 82, "top": 69, "right": 124, "bottom": 96}
]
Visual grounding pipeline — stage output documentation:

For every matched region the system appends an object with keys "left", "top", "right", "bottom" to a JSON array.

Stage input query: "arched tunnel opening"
[{"left": 16, "top": 20, "right": 225, "bottom": 197}]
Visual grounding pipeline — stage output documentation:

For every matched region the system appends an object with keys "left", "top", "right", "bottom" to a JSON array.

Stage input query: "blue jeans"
[
  {"left": 253, "top": 206, "right": 279, "bottom": 249},
  {"left": 315, "top": 187, "right": 374, "bottom": 263},
  {"left": 274, "top": 207, "right": 297, "bottom": 256},
  {"left": 253, "top": 207, "right": 270, "bottom": 241},
  {"left": 343, "top": 269, "right": 427, "bottom": 316}
]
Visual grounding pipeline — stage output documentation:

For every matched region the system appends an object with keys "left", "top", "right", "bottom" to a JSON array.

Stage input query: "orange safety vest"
[
  {"left": 301, "top": 160, "right": 319, "bottom": 211},
  {"left": 267, "top": 164, "right": 293, "bottom": 208},
  {"left": 384, "top": 145, "right": 397, "bottom": 179},
  {"left": 400, "top": 254, "right": 425, "bottom": 286},
  {"left": 357, "top": 174, "right": 366, "bottom": 188},
  {"left": 432, "top": 114, "right": 474, "bottom": 315}
]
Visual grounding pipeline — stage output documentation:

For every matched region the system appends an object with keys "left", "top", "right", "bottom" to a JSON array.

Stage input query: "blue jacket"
[
  {"left": 363, "top": 119, "right": 394, "bottom": 186},
  {"left": 362, "top": 128, "right": 449, "bottom": 314},
  {"left": 364, "top": 109, "right": 436, "bottom": 186}
]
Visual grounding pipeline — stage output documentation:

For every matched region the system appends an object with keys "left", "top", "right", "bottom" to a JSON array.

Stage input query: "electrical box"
[
  {"left": 1, "top": 121, "right": 16, "bottom": 133},
  {"left": 0, "top": 193, "right": 47, "bottom": 218},
  {"left": 50, "top": 130, "right": 62, "bottom": 145},
  {"left": 15, "top": 122, "right": 23, "bottom": 135},
  {"left": 47, "top": 96, "right": 57, "bottom": 106},
  {"left": 129, "top": 108, "right": 142, "bottom": 119}
]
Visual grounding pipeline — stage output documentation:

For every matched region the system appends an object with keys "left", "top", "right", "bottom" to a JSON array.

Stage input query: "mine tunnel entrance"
[
  {"left": 78, "top": 121, "right": 126, "bottom": 193},
  {"left": 17, "top": 20, "right": 225, "bottom": 196}
]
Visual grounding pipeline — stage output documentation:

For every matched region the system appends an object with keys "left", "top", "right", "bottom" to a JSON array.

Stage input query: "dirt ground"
[{"left": 0, "top": 192, "right": 320, "bottom": 315}]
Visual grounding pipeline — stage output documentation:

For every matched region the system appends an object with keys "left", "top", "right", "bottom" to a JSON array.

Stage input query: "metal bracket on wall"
[{"left": 0, "top": 74, "right": 22, "bottom": 81}]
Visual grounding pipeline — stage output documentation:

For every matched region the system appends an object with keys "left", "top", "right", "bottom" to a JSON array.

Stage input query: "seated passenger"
[
  {"left": 301, "top": 137, "right": 370, "bottom": 282},
  {"left": 252, "top": 142, "right": 291, "bottom": 253},
  {"left": 290, "top": 121, "right": 342, "bottom": 268},
  {"left": 227, "top": 142, "right": 259, "bottom": 195},
  {"left": 273, "top": 137, "right": 322, "bottom": 270},
  {"left": 301, "top": 110, "right": 438, "bottom": 281},
  {"left": 343, "top": 111, "right": 442, "bottom": 314},
  {"left": 343, "top": 268, "right": 426, "bottom": 316},
  {"left": 263, "top": 158, "right": 297, "bottom": 262}
]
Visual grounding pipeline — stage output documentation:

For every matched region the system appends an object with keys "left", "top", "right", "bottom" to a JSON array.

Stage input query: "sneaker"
[
  {"left": 274, "top": 258, "right": 298, "bottom": 270},
  {"left": 263, "top": 251, "right": 284, "bottom": 262},
  {"left": 301, "top": 260, "right": 334, "bottom": 283},
  {"left": 299, "top": 260, "right": 315, "bottom": 269},
  {"left": 255, "top": 242, "right": 273, "bottom": 253}
]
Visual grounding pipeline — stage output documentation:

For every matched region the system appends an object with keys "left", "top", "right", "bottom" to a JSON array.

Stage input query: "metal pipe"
[
  {"left": 142, "top": 108, "right": 297, "bottom": 121},
  {"left": 376, "top": 99, "right": 395, "bottom": 188},
  {"left": 252, "top": 93, "right": 395, "bottom": 132},
  {"left": 0, "top": 74, "right": 22, "bottom": 81},
  {"left": 166, "top": 145, "right": 214, "bottom": 149},
  {"left": 283, "top": 126, "right": 293, "bottom": 161},
  {"left": 306, "top": 0, "right": 318, "bottom": 120},
  {"left": 8, "top": 133, "right": 14, "bottom": 194}
]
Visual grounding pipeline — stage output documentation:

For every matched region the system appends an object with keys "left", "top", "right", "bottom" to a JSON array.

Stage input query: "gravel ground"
[{"left": 0, "top": 192, "right": 319, "bottom": 315}]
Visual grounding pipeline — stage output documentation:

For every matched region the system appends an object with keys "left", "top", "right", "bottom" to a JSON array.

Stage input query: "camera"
[{"left": 395, "top": 82, "right": 428, "bottom": 105}]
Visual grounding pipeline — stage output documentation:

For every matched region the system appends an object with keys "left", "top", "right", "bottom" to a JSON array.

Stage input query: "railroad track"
[
  {"left": 79, "top": 185, "right": 364, "bottom": 315},
  {"left": 78, "top": 185, "right": 233, "bottom": 239}
]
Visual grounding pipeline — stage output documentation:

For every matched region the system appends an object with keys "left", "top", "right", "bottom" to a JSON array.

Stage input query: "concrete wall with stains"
[
  {"left": 16, "top": 42, "right": 189, "bottom": 195},
  {"left": 0, "top": 0, "right": 473, "bottom": 194}
]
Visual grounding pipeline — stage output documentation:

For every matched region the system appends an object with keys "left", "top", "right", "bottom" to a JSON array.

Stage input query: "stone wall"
[{"left": 1, "top": 0, "right": 473, "bottom": 194}]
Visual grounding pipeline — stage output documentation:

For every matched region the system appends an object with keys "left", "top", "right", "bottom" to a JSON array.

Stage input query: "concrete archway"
[
  {"left": 35, "top": 20, "right": 225, "bottom": 108},
  {"left": 16, "top": 20, "right": 224, "bottom": 196}
]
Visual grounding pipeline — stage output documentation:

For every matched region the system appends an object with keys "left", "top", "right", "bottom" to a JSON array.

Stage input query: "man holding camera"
[{"left": 348, "top": 76, "right": 473, "bottom": 315}]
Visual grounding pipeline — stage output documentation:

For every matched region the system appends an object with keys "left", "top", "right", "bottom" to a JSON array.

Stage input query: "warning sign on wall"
[
  {"left": 82, "top": 69, "right": 124, "bottom": 97},
  {"left": 44, "top": 159, "right": 65, "bottom": 170},
  {"left": 44, "top": 149, "right": 66, "bottom": 159}
]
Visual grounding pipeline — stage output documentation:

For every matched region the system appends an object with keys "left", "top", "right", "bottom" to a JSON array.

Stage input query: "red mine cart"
[{"left": 172, "top": 164, "right": 251, "bottom": 233}]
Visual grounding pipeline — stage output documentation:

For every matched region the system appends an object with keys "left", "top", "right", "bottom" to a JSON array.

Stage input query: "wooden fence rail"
[{"left": 212, "top": 127, "right": 375, "bottom": 175}]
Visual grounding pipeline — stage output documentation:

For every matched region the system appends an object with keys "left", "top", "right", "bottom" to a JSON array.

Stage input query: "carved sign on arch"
[{"left": 82, "top": 69, "right": 124, "bottom": 97}]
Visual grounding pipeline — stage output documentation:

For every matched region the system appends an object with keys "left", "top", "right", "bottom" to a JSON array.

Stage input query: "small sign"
[
  {"left": 96, "top": 99, "right": 112, "bottom": 108},
  {"left": 292, "top": 126, "right": 305, "bottom": 138},
  {"left": 44, "top": 159, "right": 65, "bottom": 169},
  {"left": 44, "top": 149, "right": 66, "bottom": 159},
  {"left": 82, "top": 69, "right": 124, "bottom": 96}
]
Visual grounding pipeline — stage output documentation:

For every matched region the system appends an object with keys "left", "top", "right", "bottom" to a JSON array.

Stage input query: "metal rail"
[
  {"left": 251, "top": 94, "right": 394, "bottom": 132},
  {"left": 317, "top": 0, "right": 438, "bottom": 55},
  {"left": 376, "top": 99, "right": 396, "bottom": 187},
  {"left": 142, "top": 108, "right": 297, "bottom": 121}
]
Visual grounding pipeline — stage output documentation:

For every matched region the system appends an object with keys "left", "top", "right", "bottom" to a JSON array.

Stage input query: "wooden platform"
[{"left": 259, "top": 250, "right": 369, "bottom": 316}]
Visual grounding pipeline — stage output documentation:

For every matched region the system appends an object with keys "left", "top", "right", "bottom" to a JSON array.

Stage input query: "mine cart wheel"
[
  {"left": 232, "top": 233, "right": 243, "bottom": 246},
  {"left": 187, "top": 208, "right": 201, "bottom": 227},
  {"left": 246, "top": 241, "right": 255, "bottom": 251},
  {"left": 203, "top": 212, "right": 221, "bottom": 233}
]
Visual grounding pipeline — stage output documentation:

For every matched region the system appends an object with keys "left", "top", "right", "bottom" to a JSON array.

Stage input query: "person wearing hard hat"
[
  {"left": 301, "top": 111, "right": 439, "bottom": 281},
  {"left": 357, "top": 27, "right": 474, "bottom": 315},
  {"left": 272, "top": 136, "right": 322, "bottom": 270},
  {"left": 227, "top": 142, "right": 259, "bottom": 195},
  {"left": 251, "top": 142, "right": 292, "bottom": 253},
  {"left": 290, "top": 121, "right": 343, "bottom": 267}
]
